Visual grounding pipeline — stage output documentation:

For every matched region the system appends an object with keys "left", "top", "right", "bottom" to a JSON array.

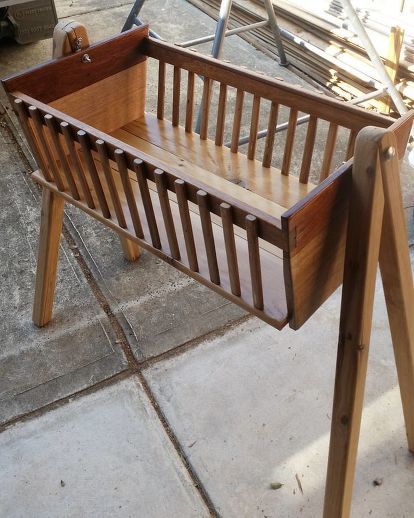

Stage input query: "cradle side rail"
[{"left": 11, "top": 94, "right": 290, "bottom": 328}]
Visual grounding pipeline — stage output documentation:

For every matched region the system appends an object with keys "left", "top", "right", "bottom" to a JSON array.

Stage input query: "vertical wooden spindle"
[
  {"left": 346, "top": 130, "right": 357, "bottom": 160},
  {"left": 199, "top": 78, "right": 212, "bottom": 140},
  {"left": 29, "top": 106, "right": 65, "bottom": 190},
  {"left": 246, "top": 215, "right": 263, "bottom": 310},
  {"left": 175, "top": 179, "right": 198, "bottom": 272},
  {"left": 44, "top": 114, "right": 80, "bottom": 200},
  {"left": 172, "top": 66, "right": 181, "bottom": 127},
  {"left": 197, "top": 190, "right": 220, "bottom": 285},
  {"left": 14, "top": 99, "right": 51, "bottom": 181},
  {"left": 248, "top": 95, "right": 261, "bottom": 160},
  {"left": 319, "top": 123, "right": 338, "bottom": 182},
  {"left": 95, "top": 140, "right": 127, "bottom": 228},
  {"left": 133, "top": 159, "right": 161, "bottom": 249},
  {"left": 185, "top": 70, "right": 195, "bottom": 133},
  {"left": 231, "top": 89, "right": 245, "bottom": 153},
  {"left": 299, "top": 115, "right": 318, "bottom": 184},
  {"left": 215, "top": 83, "right": 227, "bottom": 146},
  {"left": 157, "top": 61, "right": 166, "bottom": 120},
  {"left": 220, "top": 203, "right": 241, "bottom": 296},
  {"left": 77, "top": 130, "right": 111, "bottom": 218},
  {"left": 61, "top": 122, "right": 95, "bottom": 209},
  {"left": 281, "top": 108, "right": 298, "bottom": 176},
  {"left": 262, "top": 101, "right": 279, "bottom": 168},
  {"left": 113, "top": 149, "right": 143, "bottom": 237},
  {"left": 154, "top": 169, "right": 180, "bottom": 259}
]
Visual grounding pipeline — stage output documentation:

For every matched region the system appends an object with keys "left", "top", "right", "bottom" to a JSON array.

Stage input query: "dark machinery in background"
[{"left": 0, "top": 0, "right": 57, "bottom": 44}]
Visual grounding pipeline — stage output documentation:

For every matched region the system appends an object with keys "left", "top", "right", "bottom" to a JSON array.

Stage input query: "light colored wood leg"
[
  {"left": 378, "top": 132, "right": 414, "bottom": 451},
  {"left": 323, "top": 128, "right": 385, "bottom": 518},
  {"left": 32, "top": 190, "right": 65, "bottom": 327},
  {"left": 119, "top": 236, "right": 141, "bottom": 262}
]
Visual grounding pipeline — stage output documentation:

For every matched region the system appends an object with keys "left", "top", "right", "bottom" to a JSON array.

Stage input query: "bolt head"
[{"left": 385, "top": 146, "right": 396, "bottom": 160}]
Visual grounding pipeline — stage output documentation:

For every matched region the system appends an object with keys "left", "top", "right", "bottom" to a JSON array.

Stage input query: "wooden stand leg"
[
  {"left": 32, "top": 190, "right": 65, "bottom": 327},
  {"left": 378, "top": 133, "right": 414, "bottom": 452},
  {"left": 323, "top": 128, "right": 385, "bottom": 518},
  {"left": 119, "top": 236, "right": 141, "bottom": 262}
]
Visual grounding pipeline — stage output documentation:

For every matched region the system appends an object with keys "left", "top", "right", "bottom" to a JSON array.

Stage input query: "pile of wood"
[{"left": 186, "top": 0, "right": 414, "bottom": 114}]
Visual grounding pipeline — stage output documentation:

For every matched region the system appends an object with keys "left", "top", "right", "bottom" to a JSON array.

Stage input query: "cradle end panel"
[{"left": 282, "top": 163, "right": 352, "bottom": 330}]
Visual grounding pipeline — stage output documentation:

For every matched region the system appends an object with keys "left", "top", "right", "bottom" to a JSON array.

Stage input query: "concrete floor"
[{"left": 1, "top": 0, "right": 414, "bottom": 516}]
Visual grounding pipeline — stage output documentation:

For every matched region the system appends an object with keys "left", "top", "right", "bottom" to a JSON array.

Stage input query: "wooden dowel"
[
  {"left": 220, "top": 202, "right": 241, "bottom": 296},
  {"left": 157, "top": 61, "right": 166, "bottom": 120},
  {"left": 133, "top": 159, "right": 161, "bottom": 249},
  {"left": 44, "top": 114, "right": 80, "bottom": 200},
  {"left": 114, "top": 148, "right": 143, "bottom": 237},
  {"left": 346, "top": 130, "right": 357, "bottom": 160},
  {"left": 197, "top": 190, "right": 220, "bottom": 285},
  {"left": 281, "top": 108, "right": 298, "bottom": 176},
  {"left": 231, "top": 89, "right": 245, "bottom": 153},
  {"left": 199, "top": 78, "right": 212, "bottom": 140},
  {"left": 248, "top": 95, "right": 261, "bottom": 160},
  {"left": 215, "top": 83, "right": 227, "bottom": 146},
  {"left": 77, "top": 130, "right": 111, "bottom": 218},
  {"left": 61, "top": 122, "right": 95, "bottom": 209},
  {"left": 96, "top": 140, "right": 127, "bottom": 228},
  {"left": 175, "top": 179, "right": 198, "bottom": 272},
  {"left": 172, "top": 65, "right": 181, "bottom": 127},
  {"left": 320, "top": 123, "right": 338, "bottom": 182},
  {"left": 185, "top": 70, "right": 195, "bottom": 133},
  {"left": 262, "top": 101, "right": 279, "bottom": 168},
  {"left": 14, "top": 99, "right": 51, "bottom": 181},
  {"left": 29, "top": 106, "right": 65, "bottom": 191},
  {"left": 246, "top": 214, "right": 263, "bottom": 310},
  {"left": 299, "top": 115, "right": 318, "bottom": 184},
  {"left": 154, "top": 169, "right": 180, "bottom": 259}
]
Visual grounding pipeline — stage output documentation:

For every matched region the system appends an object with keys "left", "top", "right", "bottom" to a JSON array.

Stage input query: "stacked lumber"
[{"left": 185, "top": 0, "right": 414, "bottom": 113}]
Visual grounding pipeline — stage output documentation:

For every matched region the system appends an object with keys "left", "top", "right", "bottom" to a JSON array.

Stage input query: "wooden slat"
[
  {"left": 246, "top": 214, "right": 263, "bottom": 310},
  {"left": 185, "top": 70, "right": 195, "bottom": 133},
  {"left": 44, "top": 114, "right": 80, "bottom": 200},
  {"left": 299, "top": 115, "right": 318, "bottom": 184},
  {"left": 262, "top": 101, "right": 279, "bottom": 168},
  {"left": 157, "top": 61, "right": 166, "bottom": 120},
  {"left": 199, "top": 78, "right": 212, "bottom": 140},
  {"left": 320, "top": 123, "right": 338, "bottom": 182},
  {"left": 281, "top": 108, "right": 298, "bottom": 176},
  {"left": 133, "top": 159, "right": 161, "bottom": 249},
  {"left": 114, "top": 148, "right": 143, "bottom": 237},
  {"left": 172, "top": 65, "right": 181, "bottom": 127},
  {"left": 346, "top": 129, "right": 357, "bottom": 160},
  {"left": 77, "top": 130, "right": 111, "bottom": 218},
  {"left": 14, "top": 99, "right": 51, "bottom": 181},
  {"left": 220, "top": 202, "right": 241, "bottom": 296},
  {"left": 197, "top": 190, "right": 220, "bottom": 284},
  {"left": 61, "top": 122, "right": 95, "bottom": 209},
  {"left": 29, "top": 106, "right": 65, "bottom": 191},
  {"left": 247, "top": 95, "right": 261, "bottom": 160},
  {"left": 175, "top": 179, "right": 198, "bottom": 271},
  {"left": 231, "top": 89, "right": 245, "bottom": 153},
  {"left": 215, "top": 82, "right": 227, "bottom": 146},
  {"left": 154, "top": 168, "right": 181, "bottom": 259},
  {"left": 96, "top": 140, "right": 127, "bottom": 228}
]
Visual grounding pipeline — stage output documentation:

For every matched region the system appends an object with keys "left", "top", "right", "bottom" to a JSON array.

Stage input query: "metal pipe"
[
  {"left": 263, "top": 0, "right": 288, "bottom": 66},
  {"left": 179, "top": 20, "right": 268, "bottom": 48}
]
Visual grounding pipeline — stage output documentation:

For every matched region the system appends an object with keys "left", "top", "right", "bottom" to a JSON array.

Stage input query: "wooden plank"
[
  {"left": 32, "top": 190, "right": 64, "bottom": 327},
  {"left": 246, "top": 214, "right": 263, "bottom": 310},
  {"left": 2, "top": 26, "right": 149, "bottom": 103},
  {"left": 157, "top": 61, "right": 166, "bottom": 120},
  {"left": 320, "top": 123, "right": 338, "bottom": 182},
  {"left": 215, "top": 82, "right": 227, "bottom": 146},
  {"left": 247, "top": 95, "right": 261, "bottom": 160},
  {"left": 220, "top": 203, "right": 241, "bottom": 296},
  {"left": 185, "top": 70, "right": 195, "bottom": 133},
  {"left": 299, "top": 115, "right": 318, "bottom": 184},
  {"left": 200, "top": 78, "right": 213, "bottom": 140},
  {"left": 281, "top": 108, "right": 298, "bottom": 176},
  {"left": 231, "top": 89, "right": 245, "bottom": 153},
  {"left": 323, "top": 127, "right": 385, "bottom": 518},
  {"left": 172, "top": 65, "right": 181, "bottom": 127},
  {"left": 154, "top": 169, "right": 181, "bottom": 259},
  {"left": 262, "top": 101, "right": 279, "bottom": 168},
  {"left": 175, "top": 179, "right": 198, "bottom": 271},
  {"left": 197, "top": 190, "right": 220, "bottom": 284}
]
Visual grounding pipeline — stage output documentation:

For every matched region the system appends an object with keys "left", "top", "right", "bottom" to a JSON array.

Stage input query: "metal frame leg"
[{"left": 263, "top": 0, "right": 288, "bottom": 66}]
